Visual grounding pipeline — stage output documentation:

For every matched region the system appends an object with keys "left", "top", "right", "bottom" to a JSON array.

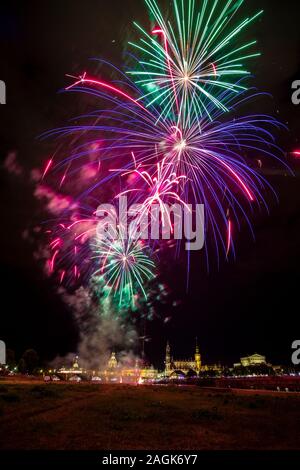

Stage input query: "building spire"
[
  {"left": 194, "top": 338, "right": 201, "bottom": 372},
  {"left": 165, "top": 341, "right": 171, "bottom": 374}
]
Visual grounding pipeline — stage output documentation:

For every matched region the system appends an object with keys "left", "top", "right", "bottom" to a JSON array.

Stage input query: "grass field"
[{"left": 0, "top": 383, "right": 299, "bottom": 450}]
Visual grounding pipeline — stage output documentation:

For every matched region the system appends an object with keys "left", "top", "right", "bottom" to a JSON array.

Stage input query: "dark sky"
[{"left": 1, "top": 0, "right": 300, "bottom": 368}]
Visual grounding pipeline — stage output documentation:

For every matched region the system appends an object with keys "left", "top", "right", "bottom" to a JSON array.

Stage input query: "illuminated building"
[
  {"left": 107, "top": 352, "right": 118, "bottom": 369},
  {"left": 165, "top": 342, "right": 171, "bottom": 374},
  {"left": 56, "top": 353, "right": 159, "bottom": 383},
  {"left": 54, "top": 342, "right": 224, "bottom": 383},
  {"left": 234, "top": 353, "right": 267, "bottom": 368},
  {"left": 102, "top": 353, "right": 159, "bottom": 383},
  {"left": 55, "top": 354, "right": 143, "bottom": 383},
  {"left": 140, "top": 366, "right": 158, "bottom": 380},
  {"left": 165, "top": 340, "right": 201, "bottom": 377},
  {"left": 57, "top": 355, "right": 85, "bottom": 379},
  {"left": 164, "top": 341, "right": 222, "bottom": 377},
  {"left": 101, "top": 353, "right": 138, "bottom": 383}
]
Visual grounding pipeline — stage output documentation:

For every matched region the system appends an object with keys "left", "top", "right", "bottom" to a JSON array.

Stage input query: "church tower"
[
  {"left": 165, "top": 342, "right": 171, "bottom": 374},
  {"left": 73, "top": 355, "right": 79, "bottom": 369},
  {"left": 108, "top": 352, "right": 118, "bottom": 369},
  {"left": 195, "top": 339, "right": 201, "bottom": 372}
]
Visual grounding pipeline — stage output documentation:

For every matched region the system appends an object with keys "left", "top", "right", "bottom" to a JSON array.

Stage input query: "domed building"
[
  {"left": 101, "top": 352, "right": 159, "bottom": 383},
  {"left": 57, "top": 356, "right": 85, "bottom": 379}
]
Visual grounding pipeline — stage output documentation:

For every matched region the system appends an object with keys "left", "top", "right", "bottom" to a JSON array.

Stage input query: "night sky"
[{"left": 1, "top": 0, "right": 300, "bottom": 369}]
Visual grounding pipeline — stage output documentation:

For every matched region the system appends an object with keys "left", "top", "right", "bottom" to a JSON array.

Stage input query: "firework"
[
  {"left": 46, "top": 208, "right": 99, "bottom": 285},
  {"left": 37, "top": 0, "right": 287, "bottom": 305},
  {"left": 43, "top": 75, "right": 284, "bottom": 261},
  {"left": 128, "top": 0, "right": 263, "bottom": 122},
  {"left": 113, "top": 155, "right": 189, "bottom": 230},
  {"left": 92, "top": 226, "right": 156, "bottom": 309}
]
